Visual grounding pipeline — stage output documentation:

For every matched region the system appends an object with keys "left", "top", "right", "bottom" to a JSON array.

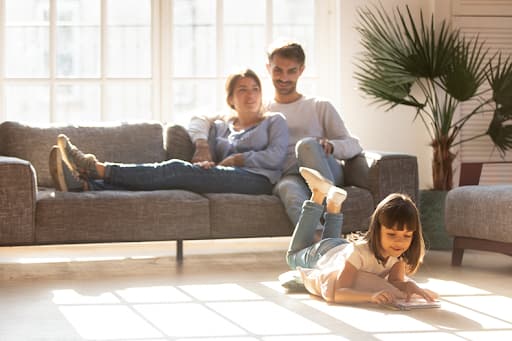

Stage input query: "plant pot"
[{"left": 419, "top": 190, "right": 453, "bottom": 250}]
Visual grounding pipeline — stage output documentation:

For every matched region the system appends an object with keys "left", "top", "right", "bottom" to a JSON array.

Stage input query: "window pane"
[
  {"left": 55, "top": 84, "right": 101, "bottom": 123},
  {"left": 224, "top": 0, "right": 265, "bottom": 75},
  {"left": 56, "top": 0, "right": 100, "bottom": 77},
  {"left": 106, "top": 0, "right": 151, "bottom": 77},
  {"left": 57, "top": 27, "right": 100, "bottom": 77},
  {"left": 105, "top": 83, "right": 151, "bottom": 121},
  {"left": 5, "top": 28, "right": 49, "bottom": 78},
  {"left": 273, "top": 0, "right": 315, "bottom": 75},
  {"left": 5, "top": 0, "right": 49, "bottom": 23},
  {"left": 173, "top": 0, "right": 216, "bottom": 77},
  {"left": 5, "top": 0, "right": 50, "bottom": 78},
  {"left": 5, "top": 85, "right": 50, "bottom": 123},
  {"left": 57, "top": 0, "right": 100, "bottom": 23},
  {"left": 172, "top": 80, "right": 217, "bottom": 126},
  {"left": 107, "top": 0, "right": 150, "bottom": 25}
]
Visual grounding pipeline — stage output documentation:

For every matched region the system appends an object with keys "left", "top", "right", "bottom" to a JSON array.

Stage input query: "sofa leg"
[
  {"left": 176, "top": 240, "right": 183, "bottom": 262},
  {"left": 451, "top": 248, "right": 464, "bottom": 266}
]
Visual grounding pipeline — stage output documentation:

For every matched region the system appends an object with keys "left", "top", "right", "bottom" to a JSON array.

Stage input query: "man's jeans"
[
  {"left": 274, "top": 137, "right": 343, "bottom": 225},
  {"left": 286, "top": 200, "right": 347, "bottom": 269},
  {"left": 87, "top": 159, "right": 273, "bottom": 194}
]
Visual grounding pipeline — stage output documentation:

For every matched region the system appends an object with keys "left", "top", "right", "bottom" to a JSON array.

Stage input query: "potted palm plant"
[
  {"left": 355, "top": 4, "right": 512, "bottom": 191},
  {"left": 355, "top": 4, "right": 512, "bottom": 249}
]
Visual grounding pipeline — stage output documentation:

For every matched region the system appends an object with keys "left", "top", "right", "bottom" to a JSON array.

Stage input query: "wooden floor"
[{"left": 1, "top": 238, "right": 511, "bottom": 340}]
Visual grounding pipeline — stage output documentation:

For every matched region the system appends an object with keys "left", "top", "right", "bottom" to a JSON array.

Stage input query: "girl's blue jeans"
[
  {"left": 286, "top": 200, "right": 348, "bottom": 269},
  {"left": 86, "top": 159, "right": 273, "bottom": 194}
]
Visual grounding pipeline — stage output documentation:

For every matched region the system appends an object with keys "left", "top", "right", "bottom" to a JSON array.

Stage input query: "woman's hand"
[
  {"left": 218, "top": 153, "right": 244, "bottom": 167},
  {"left": 191, "top": 139, "right": 213, "bottom": 163},
  {"left": 370, "top": 290, "right": 395, "bottom": 304}
]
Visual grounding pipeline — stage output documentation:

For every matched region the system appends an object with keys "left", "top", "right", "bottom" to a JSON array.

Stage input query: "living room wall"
[{"left": 338, "top": 0, "right": 436, "bottom": 190}]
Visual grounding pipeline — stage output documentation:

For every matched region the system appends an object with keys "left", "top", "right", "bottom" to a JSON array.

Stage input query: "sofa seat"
[{"left": 36, "top": 189, "right": 210, "bottom": 244}]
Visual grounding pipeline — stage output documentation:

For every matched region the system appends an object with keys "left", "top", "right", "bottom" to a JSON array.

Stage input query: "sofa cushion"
[
  {"left": 165, "top": 124, "right": 194, "bottom": 161},
  {"left": 36, "top": 189, "right": 210, "bottom": 243},
  {"left": 0, "top": 121, "right": 167, "bottom": 188},
  {"left": 207, "top": 193, "right": 293, "bottom": 238},
  {"left": 342, "top": 186, "right": 375, "bottom": 233}
]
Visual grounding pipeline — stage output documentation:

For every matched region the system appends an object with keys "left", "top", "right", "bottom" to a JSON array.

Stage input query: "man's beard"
[{"left": 274, "top": 80, "right": 296, "bottom": 95}]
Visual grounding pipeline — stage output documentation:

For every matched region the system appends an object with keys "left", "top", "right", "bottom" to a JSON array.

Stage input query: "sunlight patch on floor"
[
  {"left": 59, "top": 305, "right": 163, "bottom": 339},
  {"left": 179, "top": 283, "right": 264, "bottom": 301},
  {"left": 117, "top": 286, "right": 193, "bottom": 303}
]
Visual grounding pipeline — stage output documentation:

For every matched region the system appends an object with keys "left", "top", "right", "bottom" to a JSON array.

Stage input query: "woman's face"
[{"left": 228, "top": 76, "right": 261, "bottom": 114}]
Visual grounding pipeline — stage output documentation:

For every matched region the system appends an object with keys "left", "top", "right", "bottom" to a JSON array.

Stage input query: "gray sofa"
[{"left": 0, "top": 121, "right": 419, "bottom": 261}]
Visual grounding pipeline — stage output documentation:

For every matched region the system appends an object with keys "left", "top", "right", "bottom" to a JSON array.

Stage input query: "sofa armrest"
[
  {"left": 0, "top": 156, "right": 37, "bottom": 245},
  {"left": 344, "top": 151, "right": 419, "bottom": 205}
]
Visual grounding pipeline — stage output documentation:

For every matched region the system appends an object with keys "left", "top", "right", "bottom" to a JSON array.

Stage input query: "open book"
[{"left": 386, "top": 298, "right": 441, "bottom": 311}]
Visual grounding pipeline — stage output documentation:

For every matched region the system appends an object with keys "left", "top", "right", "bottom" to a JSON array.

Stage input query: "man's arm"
[
  {"left": 317, "top": 100, "right": 363, "bottom": 160},
  {"left": 187, "top": 115, "right": 216, "bottom": 163}
]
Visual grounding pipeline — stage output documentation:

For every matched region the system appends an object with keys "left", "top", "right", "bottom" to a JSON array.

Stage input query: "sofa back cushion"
[
  {"left": 0, "top": 121, "right": 166, "bottom": 187},
  {"left": 165, "top": 124, "right": 194, "bottom": 162}
]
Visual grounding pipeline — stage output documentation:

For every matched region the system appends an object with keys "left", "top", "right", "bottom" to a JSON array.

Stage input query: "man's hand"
[
  {"left": 192, "top": 139, "right": 213, "bottom": 163},
  {"left": 317, "top": 138, "right": 334, "bottom": 155},
  {"left": 218, "top": 153, "right": 244, "bottom": 167}
]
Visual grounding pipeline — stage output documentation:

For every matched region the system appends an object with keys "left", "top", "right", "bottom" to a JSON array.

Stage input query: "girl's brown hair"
[{"left": 365, "top": 193, "right": 425, "bottom": 274}]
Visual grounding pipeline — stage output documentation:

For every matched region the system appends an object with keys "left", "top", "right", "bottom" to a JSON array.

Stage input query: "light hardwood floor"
[{"left": 1, "top": 238, "right": 511, "bottom": 340}]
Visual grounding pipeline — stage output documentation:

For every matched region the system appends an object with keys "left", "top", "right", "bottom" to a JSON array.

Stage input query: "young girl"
[{"left": 285, "top": 167, "right": 438, "bottom": 305}]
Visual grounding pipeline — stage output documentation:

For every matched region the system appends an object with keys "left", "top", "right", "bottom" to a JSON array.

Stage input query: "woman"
[{"left": 51, "top": 68, "right": 288, "bottom": 195}]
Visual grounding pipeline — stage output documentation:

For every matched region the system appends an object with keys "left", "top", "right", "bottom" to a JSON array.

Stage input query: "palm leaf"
[
  {"left": 487, "top": 105, "right": 512, "bottom": 154},
  {"left": 487, "top": 53, "right": 512, "bottom": 108},
  {"left": 442, "top": 36, "right": 488, "bottom": 101}
]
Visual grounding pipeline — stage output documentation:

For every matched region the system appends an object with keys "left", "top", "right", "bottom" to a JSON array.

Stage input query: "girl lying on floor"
[{"left": 282, "top": 167, "right": 438, "bottom": 305}]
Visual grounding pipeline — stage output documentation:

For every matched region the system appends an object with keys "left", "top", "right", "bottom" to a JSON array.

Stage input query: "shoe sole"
[
  {"left": 299, "top": 167, "right": 333, "bottom": 193},
  {"left": 57, "top": 134, "right": 79, "bottom": 175},
  {"left": 49, "top": 146, "right": 68, "bottom": 192}
]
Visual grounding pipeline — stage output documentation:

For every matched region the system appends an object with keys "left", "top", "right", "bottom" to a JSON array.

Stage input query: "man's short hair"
[{"left": 267, "top": 40, "right": 306, "bottom": 65}]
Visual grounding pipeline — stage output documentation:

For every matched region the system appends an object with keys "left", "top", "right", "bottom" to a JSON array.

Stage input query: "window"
[{"left": 0, "top": 0, "right": 339, "bottom": 125}]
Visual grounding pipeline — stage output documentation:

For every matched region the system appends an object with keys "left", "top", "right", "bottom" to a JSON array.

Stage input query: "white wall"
[{"left": 338, "top": 0, "right": 439, "bottom": 189}]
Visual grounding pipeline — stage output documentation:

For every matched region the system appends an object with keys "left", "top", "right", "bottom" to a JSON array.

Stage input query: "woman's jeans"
[
  {"left": 286, "top": 200, "right": 347, "bottom": 269},
  {"left": 87, "top": 159, "right": 273, "bottom": 194},
  {"left": 274, "top": 137, "right": 343, "bottom": 226}
]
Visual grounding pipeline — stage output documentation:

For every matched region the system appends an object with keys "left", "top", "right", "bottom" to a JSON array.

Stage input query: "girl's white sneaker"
[{"left": 299, "top": 167, "right": 333, "bottom": 195}]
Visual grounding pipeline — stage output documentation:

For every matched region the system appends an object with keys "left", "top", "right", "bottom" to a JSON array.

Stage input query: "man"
[{"left": 188, "top": 40, "right": 362, "bottom": 226}]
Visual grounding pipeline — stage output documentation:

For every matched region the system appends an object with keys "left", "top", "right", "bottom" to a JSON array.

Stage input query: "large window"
[{"left": 0, "top": 0, "right": 339, "bottom": 126}]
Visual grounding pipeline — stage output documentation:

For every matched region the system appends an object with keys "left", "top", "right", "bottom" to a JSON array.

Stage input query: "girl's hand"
[
  {"left": 370, "top": 290, "right": 395, "bottom": 304},
  {"left": 194, "top": 160, "right": 216, "bottom": 169},
  {"left": 402, "top": 282, "right": 438, "bottom": 302}
]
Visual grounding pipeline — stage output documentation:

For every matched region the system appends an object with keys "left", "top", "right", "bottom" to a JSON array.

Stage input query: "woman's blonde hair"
[{"left": 365, "top": 193, "right": 425, "bottom": 274}]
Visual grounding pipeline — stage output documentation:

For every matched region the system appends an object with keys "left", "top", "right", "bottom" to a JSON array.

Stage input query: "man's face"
[{"left": 266, "top": 55, "right": 305, "bottom": 96}]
